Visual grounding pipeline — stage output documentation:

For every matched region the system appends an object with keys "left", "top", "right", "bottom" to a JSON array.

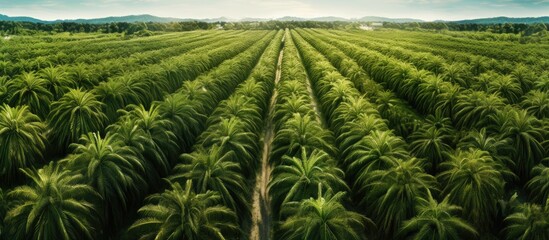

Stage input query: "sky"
[{"left": 0, "top": 0, "right": 548, "bottom": 21}]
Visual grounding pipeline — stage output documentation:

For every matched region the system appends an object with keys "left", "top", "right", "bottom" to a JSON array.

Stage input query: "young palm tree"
[
  {"left": 345, "top": 130, "right": 409, "bottom": 179},
  {"left": 271, "top": 113, "right": 336, "bottom": 164},
  {"left": 337, "top": 114, "right": 389, "bottom": 161},
  {"left": 119, "top": 104, "right": 177, "bottom": 171},
  {"left": 457, "top": 128, "right": 515, "bottom": 180},
  {"left": 442, "top": 62, "right": 471, "bottom": 87},
  {"left": 497, "top": 108, "right": 545, "bottom": 180},
  {"left": 68, "top": 63, "right": 96, "bottom": 89},
  {"left": 158, "top": 93, "right": 205, "bottom": 150},
  {"left": 200, "top": 117, "right": 259, "bottom": 175},
  {"left": 511, "top": 64, "right": 536, "bottom": 93},
  {"left": 171, "top": 145, "right": 248, "bottom": 217},
  {"left": 280, "top": 187, "right": 370, "bottom": 240},
  {"left": 39, "top": 66, "right": 74, "bottom": 99},
  {"left": 399, "top": 194, "right": 478, "bottom": 240},
  {"left": 268, "top": 148, "right": 348, "bottom": 217},
  {"left": 8, "top": 72, "right": 53, "bottom": 118},
  {"left": 128, "top": 180, "right": 238, "bottom": 240},
  {"left": 357, "top": 158, "right": 436, "bottom": 238},
  {"left": 0, "top": 76, "right": 10, "bottom": 103},
  {"left": 65, "top": 132, "right": 147, "bottom": 231},
  {"left": 48, "top": 89, "right": 107, "bottom": 151},
  {"left": 409, "top": 124, "right": 453, "bottom": 173},
  {"left": 454, "top": 91, "right": 504, "bottom": 129},
  {"left": 0, "top": 104, "right": 47, "bottom": 180},
  {"left": 487, "top": 74, "right": 523, "bottom": 104},
  {"left": 438, "top": 149, "right": 505, "bottom": 232},
  {"left": 4, "top": 162, "right": 99, "bottom": 240},
  {"left": 503, "top": 201, "right": 549, "bottom": 240},
  {"left": 527, "top": 164, "right": 549, "bottom": 204},
  {"left": 521, "top": 90, "right": 549, "bottom": 119}
]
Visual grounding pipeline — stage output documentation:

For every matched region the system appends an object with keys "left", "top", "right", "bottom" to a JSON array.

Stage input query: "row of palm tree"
[
  {"left": 321, "top": 29, "right": 544, "bottom": 114},
  {"left": 267, "top": 30, "right": 369, "bottom": 240},
  {"left": 0, "top": 31, "right": 277, "bottom": 239},
  {"left": 0, "top": 31, "right": 268, "bottom": 185},
  {"left": 1, "top": 31, "right": 224, "bottom": 78},
  {"left": 305, "top": 29, "right": 549, "bottom": 238},
  {"left": 126, "top": 30, "right": 283, "bottom": 239},
  {"left": 312, "top": 29, "right": 547, "bottom": 183},
  {"left": 293, "top": 30, "right": 488, "bottom": 239}
]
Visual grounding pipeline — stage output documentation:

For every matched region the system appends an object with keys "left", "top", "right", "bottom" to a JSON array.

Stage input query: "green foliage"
[
  {"left": 503, "top": 201, "right": 549, "bottom": 240},
  {"left": 48, "top": 89, "right": 107, "bottom": 151},
  {"left": 268, "top": 149, "right": 348, "bottom": 217},
  {"left": 8, "top": 72, "right": 53, "bottom": 118},
  {"left": 128, "top": 180, "right": 238, "bottom": 240},
  {"left": 0, "top": 104, "right": 47, "bottom": 180},
  {"left": 357, "top": 158, "right": 436, "bottom": 237},
  {"left": 64, "top": 132, "right": 146, "bottom": 230},
  {"left": 4, "top": 162, "right": 99, "bottom": 240},
  {"left": 280, "top": 187, "right": 371, "bottom": 240},
  {"left": 172, "top": 145, "right": 248, "bottom": 218},
  {"left": 399, "top": 194, "right": 478, "bottom": 240},
  {"left": 438, "top": 149, "right": 505, "bottom": 231}
]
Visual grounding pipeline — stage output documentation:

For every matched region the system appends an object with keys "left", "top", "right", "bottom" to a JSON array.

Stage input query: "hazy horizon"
[{"left": 1, "top": 0, "right": 548, "bottom": 22}]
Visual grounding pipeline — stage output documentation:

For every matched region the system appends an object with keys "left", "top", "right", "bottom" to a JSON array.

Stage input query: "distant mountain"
[
  {"left": 59, "top": 14, "right": 189, "bottom": 24},
  {"left": 1, "top": 13, "right": 547, "bottom": 24},
  {"left": 310, "top": 16, "right": 349, "bottom": 22},
  {"left": 356, "top": 16, "right": 423, "bottom": 23},
  {"left": 453, "top": 16, "right": 549, "bottom": 24},
  {"left": 0, "top": 14, "right": 44, "bottom": 23}
]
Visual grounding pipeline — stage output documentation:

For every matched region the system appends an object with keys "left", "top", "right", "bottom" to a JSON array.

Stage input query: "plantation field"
[{"left": 1, "top": 28, "right": 549, "bottom": 239}]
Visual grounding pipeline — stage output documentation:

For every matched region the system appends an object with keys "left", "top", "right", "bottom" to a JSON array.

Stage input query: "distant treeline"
[
  {"left": 0, "top": 20, "right": 353, "bottom": 35},
  {"left": 2, "top": 20, "right": 548, "bottom": 37},
  {"left": 384, "top": 22, "right": 549, "bottom": 36}
]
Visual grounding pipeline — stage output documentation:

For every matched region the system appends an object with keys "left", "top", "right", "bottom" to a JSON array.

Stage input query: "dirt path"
[{"left": 249, "top": 39, "right": 285, "bottom": 240}]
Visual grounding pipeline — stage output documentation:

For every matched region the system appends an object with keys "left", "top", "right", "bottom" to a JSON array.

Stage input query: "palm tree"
[
  {"left": 454, "top": 90, "right": 504, "bottom": 129},
  {"left": 521, "top": 90, "right": 549, "bottom": 119},
  {"left": 442, "top": 62, "right": 471, "bottom": 87},
  {"left": 171, "top": 145, "right": 248, "bottom": 217},
  {"left": 527, "top": 164, "right": 549, "bottom": 204},
  {"left": 399, "top": 194, "right": 478, "bottom": 240},
  {"left": 457, "top": 128, "right": 515, "bottom": 180},
  {"left": 271, "top": 113, "right": 336, "bottom": 164},
  {"left": 200, "top": 117, "right": 259, "bottom": 176},
  {"left": 8, "top": 72, "right": 53, "bottom": 118},
  {"left": 119, "top": 104, "right": 178, "bottom": 169},
  {"left": 357, "top": 158, "right": 436, "bottom": 237},
  {"left": 511, "top": 64, "right": 536, "bottom": 93},
  {"left": 208, "top": 95, "right": 263, "bottom": 133},
  {"left": 497, "top": 108, "right": 545, "bottom": 180},
  {"left": 280, "top": 187, "right": 371, "bottom": 240},
  {"left": 68, "top": 63, "right": 96, "bottom": 89},
  {"left": 337, "top": 114, "right": 388, "bottom": 161},
  {"left": 273, "top": 94, "right": 315, "bottom": 129},
  {"left": 4, "top": 162, "right": 99, "bottom": 240},
  {"left": 345, "top": 130, "right": 409, "bottom": 179},
  {"left": 48, "top": 89, "right": 107, "bottom": 151},
  {"left": 128, "top": 180, "right": 238, "bottom": 240},
  {"left": 0, "top": 76, "right": 10, "bottom": 103},
  {"left": 488, "top": 74, "right": 523, "bottom": 104},
  {"left": 268, "top": 148, "right": 348, "bottom": 217},
  {"left": 39, "top": 66, "right": 74, "bottom": 99},
  {"left": 158, "top": 93, "right": 205, "bottom": 150},
  {"left": 0, "top": 104, "right": 47, "bottom": 180},
  {"left": 409, "top": 126, "right": 453, "bottom": 173},
  {"left": 503, "top": 201, "right": 549, "bottom": 240},
  {"left": 438, "top": 149, "right": 505, "bottom": 232},
  {"left": 64, "top": 132, "right": 147, "bottom": 231}
]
